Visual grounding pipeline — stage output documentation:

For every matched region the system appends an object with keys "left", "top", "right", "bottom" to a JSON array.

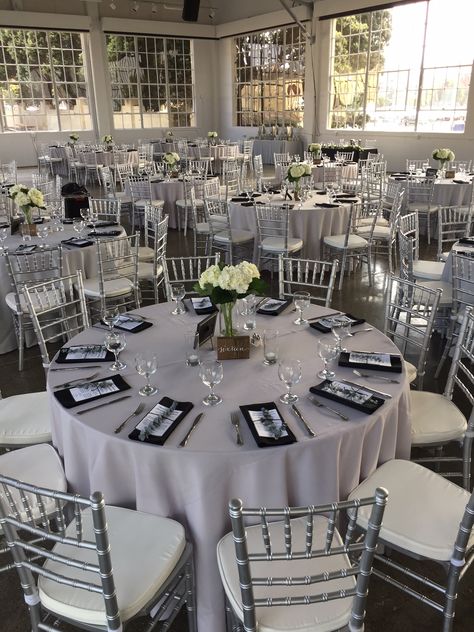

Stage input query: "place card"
[
  {"left": 310, "top": 313, "right": 365, "bottom": 333},
  {"left": 257, "top": 297, "right": 291, "bottom": 315},
  {"left": 54, "top": 374, "right": 130, "bottom": 409},
  {"left": 55, "top": 344, "right": 114, "bottom": 364},
  {"left": 309, "top": 380, "right": 384, "bottom": 414},
  {"left": 339, "top": 351, "right": 402, "bottom": 373},
  {"left": 239, "top": 402, "right": 296, "bottom": 447},
  {"left": 128, "top": 397, "right": 193, "bottom": 445}
]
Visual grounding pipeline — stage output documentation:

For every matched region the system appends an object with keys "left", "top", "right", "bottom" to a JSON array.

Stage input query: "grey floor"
[{"left": 0, "top": 172, "right": 473, "bottom": 630}]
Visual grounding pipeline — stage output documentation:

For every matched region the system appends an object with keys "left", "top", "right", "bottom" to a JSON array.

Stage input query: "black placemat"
[
  {"left": 54, "top": 374, "right": 130, "bottom": 409},
  {"left": 310, "top": 313, "right": 365, "bottom": 333},
  {"left": 88, "top": 230, "right": 122, "bottom": 238},
  {"left": 129, "top": 397, "right": 193, "bottom": 445},
  {"left": 338, "top": 351, "right": 402, "bottom": 373},
  {"left": 240, "top": 402, "right": 296, "bottom": 447},
  {"left": 55, "top": 344, "right": 114, "bottom": 364},
  {"left": 309, "top": 380, "right": 384, "bottom": 414},
  {"left": 257, "top": 298, "right": 292, "bottom": 315}
]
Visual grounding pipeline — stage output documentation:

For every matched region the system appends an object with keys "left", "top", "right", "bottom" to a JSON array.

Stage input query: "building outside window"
[
  {"left": 106, "top": 34, "right": 195, "bottom": 129},
  {"left": 328, "top": 0, "right": 473, "bottom": 133},
  {"left": 0, "top": 29, "right": 92, "bottom": 132},
  {"left": 234, "top": 26, "right": 305, "bottom": 128}
]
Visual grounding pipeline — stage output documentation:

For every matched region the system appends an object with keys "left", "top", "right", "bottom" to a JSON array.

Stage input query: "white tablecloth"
[
  {"left": 441, "top": 241, "right": 474, "bottom": 290},
  {"left": 390, "top": 176, "right": 473, "bottom": 206},
  {"left": 229, "top": 193, "right": 353, "bottom": 261},
  {"left": 253, "top": 139, "right": 303, "bottom": 164},
  {"left": 48, "top": 302, "right": 411, "bottom": 632}
]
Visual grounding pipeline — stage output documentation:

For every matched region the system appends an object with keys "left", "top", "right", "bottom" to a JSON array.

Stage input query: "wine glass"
[
  {"left": 331, "top": 321, "right": 352, "bottom": 353},
  {"left": 135, "top": 352, "right": 158, "bottom": 396},
  {"left": 278, "top": 359, "right": 302, "bottom": 404},
  {"left": 36, "top": 224, "right": 49, "bottom": 249},
  {"left": 105, "top": 332, "right": 127, "bottom": 371},
  {"left": 170, "top": 283, "right": 186, "bottom": 315},
  {"left": 293, "top": 291, "right": 310, "bottom": 326},
  {"left": 73, "top": 218, "right": 85, "bottom": 239},
  {"left": 0, "top": 226, "right": 9, "bottom": 253},
  {"left": 199, "top": 360, "right": 223, "bottom": 406},
  {"left": 102, "top": 306, "right": 120, "bottom": 333},
  {"left": 317, "top": 339, "right": 338, "bottom": 380},
  {"left": 408, "top": 162, "right": 416, "bottom": 177},
  {"left": 80, "top": 207, "right": 90, "bottom": 224},
  {"left": 89, "top": 208, "right": 99, "bottom": 232}
]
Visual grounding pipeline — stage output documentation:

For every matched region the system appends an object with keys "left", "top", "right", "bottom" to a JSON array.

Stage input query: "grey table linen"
[
  {"left": 49, "top": 302, "right": 412, "bottom": 632},
  {"left": 253, "top": 139, "right": 303, "bottom": 164}
]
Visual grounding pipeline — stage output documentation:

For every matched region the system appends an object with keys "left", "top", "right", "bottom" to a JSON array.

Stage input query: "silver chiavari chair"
[
  {"left": 204, "top": 199, "right": 254, "bottom": 265},
  {"left": 405, "top": 178, "right": 437, "bottom": 244},
  {"left": 335, "top": 150, "right": 354, "bottom": 162},
  {"left": 188, "top": 187, "right": 212, "bottom": 256},
  {"left": 398, "top": 212, "right": 445, "bottom": 281},
  {"left": 23, "top": 270, "right": 90, "bottom": 372},
  {"left": 278, "top": 254, "right": 338, "bottom": 307},
  {"left": 0, "top": 475, "right": 197, "bottom": 632},
  {"left": 98, "top": 165, "right": 133, "bottom": 212},
  {"left": 138, "top": 215, "right": 168, "bottom": 304},
  {"left": 89, "top": 197, "right": 121, "bottom": 223},
  {"left": 384, "top": 274, "right": 441, "bottom": 390},
  {"left": 255, "top": 205, "right": 303, "bottom": 270},
  {"left": 176, "top": 174, "right": 205, "bottom": 235},
  {"left": 322, "top": 163, "right": 342, "bottom": 188},
  {"left": 217, "top": 488, "right": 388, "bottom": 632},
  {"left": 127, "top": 174, "right": 165, "bottom": 233},
  {"left": 164, "top": 253, "right": 220, "bottom": 301},
  {"left": 437, "top": 205, "right": 472, "bottom": 261},
  {"left": 138, "top": 202, "right": 163, "bottom": 262}
]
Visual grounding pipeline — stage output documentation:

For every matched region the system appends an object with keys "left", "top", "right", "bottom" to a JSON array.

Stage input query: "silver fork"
[
  {"left": 350, "top": 328, "right": 374, "bottom": 336},
  {"left": 231, "top": 412, "right": 244, "bottom": 446},
  {"left": 114, "top": 402, "right": 145, "bottom": 434},
  {"left": 307, "top": 395, "right": 349, "bottom": 421},
  {"left": 53, "top": 372, "right": 100, "bottom": 390},
  {"left": 353, "top": 369, "right": 400, "bottom": 384}
]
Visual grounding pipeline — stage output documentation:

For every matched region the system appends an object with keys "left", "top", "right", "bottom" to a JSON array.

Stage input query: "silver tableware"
[
  {"left": 291, "top": 404, "right": 317, "bottom": 437},
  {"left": 53, "top": 372, "right": 100, "bottom": 390},
  {"left": 350, "top": 328, "right": 374, "bottom": 335},
  {"left": 114, "top": 402, "right": 146, "bottom": 434},
  {"left": 231, "top": 411, "right": 244, "bottom": 446},
  {"left": 331, "top": 378, "right": 392, "bottom": 399},
  {"left": 49, "top": 365, "right": 102, "bottom": 372},
  {"left": 76, "top": 395, "right": 132, "bottom": 415},
  {"left": 307, "top": 395, "right": 349, "bottom": 421},
  {"left": 179, "top": 413, "right": 204, "bottom": 447},
  {"left": 352, "top": 369, "right": 400, "bottom": 384},
  {"left": 307, "top": 311, "right": 344, "bottom": 322}
]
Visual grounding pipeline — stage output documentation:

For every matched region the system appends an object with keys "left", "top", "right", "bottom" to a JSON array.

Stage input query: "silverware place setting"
[
  {"left": 352, "top": 369, "right": 400, "bottom": 384},
  {"left": 114, "top": 402, "right": 145, "bottom": 434},
  {"left": 230, "top": 411, "right": 244, "bottom": 445},
  {"left": 179, "top": 412, "right": 204, "bottom": 448},
  {"left": 49, "top": 365, "right": 103, "bottom": 372},
  {"left": 290, "top": 404, "right": 317, "bottom": 437},
  {"left": 307, "top": 395, "right": 349, "bottom": 421},
  {"left": 53, "top": 372, "right": 100, "bottom": 390},
  {"left": 77, "top": 394, "right": 133, "bottom": 415}
]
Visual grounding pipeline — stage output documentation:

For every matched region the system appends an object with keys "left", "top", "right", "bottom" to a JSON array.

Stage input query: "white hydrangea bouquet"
[
  {"left": 194, "top": 261, "right": 266, "bottom": 337},
  {"left": 166, "top": 130, "right": 174, "bottom": 138},
  {"left": 9, "top": 184, "right": 45, "bottom": 224},
  {"left": 163, "top": 151, "right": 180, "bottom": 168},
  {"left": 308, "top": 143, "right": 322, "bottom": 155},
  {"left": 69, "top": 132, "right": 79, "bottom": 144},
  {"left": 432, "top": 147, "right": 455, "bottom": 169},
  {"left": 286, "top": 161, "right": 312, "bottom": 200},
  {"left": 207, "top": 131, "right": 218, "bottom": 138},
  {"left": 102, "top": 134, "right": 114, "bottom": 145}
]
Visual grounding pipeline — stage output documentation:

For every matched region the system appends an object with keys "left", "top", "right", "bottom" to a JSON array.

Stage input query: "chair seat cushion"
[
  {"left": 82, "top": 278, "right": 134, "bottom": 299},
  {"left": 138, "top": 246, "right": 154, "bottom": 262},
  {"left": 410, "top": 391, "right": 467, "bottom": 445},
  {"left": 137, "top": 262, "right": 163, "bottom": 279},
  {"left": 418, "top": 280, "right": 452, "bottom": 305},
  {"left": 413, "top": 260, "right": 445, "bottom": 281},
  {"left": 404, "top": 360, "right": 417, "bottom": 383},
  {"left": 195, "top": 222, "right": 210, "bottom": 234},
  {"left": 217, "top": 515, "right": 356, "bottom": 632},
  {"left": 108, "top": 192, "right": 132, "bottom": 205},
  {"left": 406, "top": 202, "right": 435, "bottom": 212},
  {"left": 0, "top": 392, "right": 51, "bottom": 445},
  {"left": 176, "top": 198, "right": 204, "bottom": 208},
  {"left": 5, "top": 289, "right": 61, "bottom": 315},
  {"left": 261, "top": 237, "right": 303, "bottom": 253},
  {"left": 360, "top": 217, "right": 389, "bottom": 228},
  {"left": 39, "top": 506, "right": 186, "bottom": 627},
  {"left": 439, "top": 252, "right": 450, "bottom": 262},
  {"left": 324, "top": 234, "right": 368, "bottom": 249},
  {"left": 134, "top": 199, "right": 164, "bottom": 209},
  {"left": 214, "top": 229, "right": 254, "bottom": 245},
  {"left": 348, "top": 459, "right": 473, "bottom": 562}
]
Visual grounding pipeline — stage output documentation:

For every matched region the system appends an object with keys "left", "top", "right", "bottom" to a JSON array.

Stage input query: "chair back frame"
[
  {"left": 164, "top": 254, "right": 220, "bottom": 301},
  {"left": 278, "top": 255, "right": 338, "bottom": 307}
]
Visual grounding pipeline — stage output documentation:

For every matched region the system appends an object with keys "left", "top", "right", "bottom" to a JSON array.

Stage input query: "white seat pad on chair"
[
  {"left": 134, "top": 199, "right": 164, "bottom": 209},
  {"left": 404, "top": 360, "right": 417, "bottom": 383},
  {"left": 217, "top": 516, "right": 355, "bottom": 632},
  {"left": 176, "top": 198, "right": 204, "bottom": 208},
  {"left": 324, "top": 234, "right": 368, "bottom": 249},
  {"left": 410, "top": 391, "right": 467, "bottom": 445},
  {"left": 6, "top": 289, "right": 61, "bottom": 315},
  {"left": 214, "top": 229, "right": 254, "bottom": 244},
  {"left": 82, "top": 278, "right": 134, "bottom": 298},
  {"left": 261, "top": 237, "right": 303, "bottom": 253},
  {"left": 0, "top": 392, "right": 51, "bottom": 445},
  {"left": 39, "top": 506, "right": 186, "bottom": 627},
  {"left": 413, "top": 260, "right": 445, "bottom": 281},
  {"left": 138, "top": 261, "right": 163, "bottom": 279},
  {"left": 348, "top": 459, "right": 473, "bottom": 561},
  {"left": 138, "top": 246, "right": 154, "bottom": 262},
  {"left": 418, "top": 280, "right": 452, "bottom": 305}
]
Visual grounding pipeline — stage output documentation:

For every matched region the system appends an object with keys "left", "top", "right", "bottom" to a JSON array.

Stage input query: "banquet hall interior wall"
[{"left": 0, "top": 0, "right": 473, "bottom": 171}]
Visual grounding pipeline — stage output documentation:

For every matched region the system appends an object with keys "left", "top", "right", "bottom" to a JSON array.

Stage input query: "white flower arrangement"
[
  {"left": 69, "top": 133, "right": 79, "bottom": 143},
  {"left": 432, "top": 148, "right": 455, "bottom": 162},
  {"left": 163, "top": 151, "right": 180, "bottom": 166},
  {"left": 102, "top": 134, "right": 114, "bottom": 144},
  {"left": 287, "top": 161, "right": 312, "bottom": 182},
  {"left": 166, "top": 130, "right": 174, "bottom": 137},
  {"left": 207, "top": 131, "right": 218, "bottom": 138},
  {"left": 308, "top": 143, "right": 322, "bottom": 153},
  {"left": 9, "top": 184, "right": 45, "bottom": 223}
]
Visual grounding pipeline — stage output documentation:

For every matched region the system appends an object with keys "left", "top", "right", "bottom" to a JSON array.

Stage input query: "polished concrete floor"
[{"left": 0, "top": 177, "right": 473, "bottom": 631}]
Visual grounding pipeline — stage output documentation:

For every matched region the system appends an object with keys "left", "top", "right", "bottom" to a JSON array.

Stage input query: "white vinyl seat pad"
[
  {"left": 137, "top": 261, "right": 163, "bottom": 280},
  {"left": 138, "top": 246, "right": 154, "bottom": 262},
  {"left": 217, "top": 516, "right": 356, "bottom": 632},
  {"left": 82, "top": 277, "right": 134, "bottom": 298},
  {"left": 6, "top": 289, "right": 61, "bottom": 315},
  {"left": 134, "top": 199, "right": 164, "bottom": 208},
  {"left": 410, "top": 391, "right": 467, "bottom": 445},
  {"left": 39, "top": 506, "right": 186, "bottom": 627},
  {"left": 213, "top": 229, "right": 254, "bottom": 245},
  {"left": 324, "top": 234, "right": 368, "bottom": 249},
  {"left": 0, "top": 391, "right": 51, "bottom": 445},
  {"left": 404, "top": 360, "right": 417, "bottom": 383},
  {"left": 261, "top": 237, "right": 303, "bottom": 253},
  {"left": 418, "top": 280, "right": 452, "bottom": 305},
  {"left": 348, "top": 459, "right": 473, "bottom": 562},
  {"left": 176, "top": 198, "right": 204, "bottom": 208},
  {"left": 195, "top": 222, "right": 210, "bottom": 234},
  {"left": 413, "top": 260, "right": 445, "bottom": 281}
]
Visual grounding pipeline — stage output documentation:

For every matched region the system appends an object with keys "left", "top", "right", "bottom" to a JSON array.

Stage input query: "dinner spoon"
[{"left": 352, "top": 369, "right": 400, "bottom": 384}]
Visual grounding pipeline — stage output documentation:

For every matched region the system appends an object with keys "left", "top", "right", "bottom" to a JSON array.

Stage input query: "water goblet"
[
  {"left": 317, "top": 339, "right": 338, "bottom": 380},
  {"left": 105, "top": 332, "right": 127, "bottom": 371},
  {"left": 331, "top": 321, "right": 352, "bottom": 353},
  {"left": 89, "top": 209, "right": 99, "bottom": 232},
  {"left": 36, "top": 224, "right": 49, "bottom": 249},
  {"left": 80, "top": 207, "right": 90, "bottom": 224},
  {"left": 0, "top": 226, "right": 8, "bottom": 253},
  {"left": 73, "top": 218, "right": 85, "bottom": 239},
  {"left": 135, "top": 352, "right": 158, "bottom": 396},
  {"left": 278, "top": 359, "right": 302, "bottom": 404},
  {"left": 199, "top": 360, "right": 223, "bottom": 406},
  {"left": 293, "top": 291, "right": 310, "bottom": 326},
  {"left": 102, "top": 306, "right": 120, "bottom": 333},
  {"left": 170, "top": 283, "right": 186, "bottom": 315}
]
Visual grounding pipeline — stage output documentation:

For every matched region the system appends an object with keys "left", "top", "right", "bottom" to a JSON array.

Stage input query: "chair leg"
[
  {"left": 338, "top": 251, "right": 347, "bottom": 290},
  {"left": 435, "top": 328, "right": 454, "bottom": 379},
  {"left": 17, "top": 317, "right": 24, "bottom": 371},
  {"left": 184, "top": 556, "right": 198, "bottom": 632}
]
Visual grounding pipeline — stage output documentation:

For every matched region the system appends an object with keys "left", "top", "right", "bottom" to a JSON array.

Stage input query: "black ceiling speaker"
[{"left": 182, "top": 0, "right": 200, "bottom": 21}]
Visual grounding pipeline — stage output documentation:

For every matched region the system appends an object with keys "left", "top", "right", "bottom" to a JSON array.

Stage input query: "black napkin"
[
  {"left": 61, "top": 238, "right": 94, "bottom": 248},
  {"left": 231, "top": 197, "right": 248, "bottom": 202},
  {"left": 240, "top": 402, "right": 297, "bottom": 447},
  {"left": 15, "top": 244, "right": 37, "bottom": 253},
  {"left": 309, "top": 380, "right": 384, "bottom": 414},
  {"left": 87, "top": 221, "right": 119, "bottom": 228},
  {"left": 128, "top": 397, "right": 193, "bottom": 445},
  {"left": 190, "top": 296, "right": 218, "bottom": 315},
  {"left": 458, "top": 237, "right": 474, "bottom": 245},
  {"left": 310, "top": 313, "right": 365, "bottom": 333},
  {"left": 241, "top": 200, "right": 264, "bottom": 206},
  {"left": 54, "top": 374, "right": 130, "bottom": 409},
  {"left": 62, "top": 218, "right": 74, "bottom": 224},
  {"left": 314, "top": 203, "right": 340, "bottom": 208},
  {"left": 338, "top": 351, "right": 402, "bottom": 373},
  {"left": 55, "top": 344, "right": 114, "bottom": 364},
  {"left": 257, "top": 298, "right": 291, "bottom": 315},
  {"left": 453, "top": 179, "right": 469, "bottom": 184},
  {"left": 314, "top": 190, "right": 327, "bottom": 195},
  {"left": 102, "top": 315, "right": 153, "bottom": 333},
  {"left": 88, "top": 230, "right": 122, "bottom": 237}
]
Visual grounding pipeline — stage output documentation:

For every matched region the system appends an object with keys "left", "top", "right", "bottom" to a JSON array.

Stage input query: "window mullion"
[
  {"left": 47, "top": 33, "right": 61, "bottom": 132},
  {"left": 414, "top": 1, "right": 430, "bottom": 132},
  {"left": 163, "top": 38, "right": 170, "bottom": 128},
  {"left": 134, "top": 36, "right": 144, "bottom": 129},
  {"left": 361, "top": 17, "right": 373, "bottom": 131}
]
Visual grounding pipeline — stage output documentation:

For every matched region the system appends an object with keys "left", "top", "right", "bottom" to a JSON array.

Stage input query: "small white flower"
[
  {"left": 308, "top": 143, "right": 321, "bottom": 152},
  {"left": 15, "top": 192, "right": 30, "bottom": 207},
  {"left": 199, "top": 265, "right": 221, "bottom": 289},
  {"left": 28, "top": 188, "right": 45, "bottom": 208}
]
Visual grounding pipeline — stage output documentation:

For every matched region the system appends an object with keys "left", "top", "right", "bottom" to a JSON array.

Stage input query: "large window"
[
  {"left": 0, "top": 29, "right": 92, "bottom": 132},
  {"left": 328, "top": 0, "right": 474, "bottom": 133},
  {"left": 106, "top": 34, "right": 195, "bottom": 129},
  {"left": 234, "top": 26, "right": 305, "bottom": 127}
]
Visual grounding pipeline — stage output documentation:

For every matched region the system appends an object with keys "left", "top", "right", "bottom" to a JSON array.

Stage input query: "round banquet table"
[
  {"left": 0, "top": 223, "right": 126, "bottom": 355},
  {"left": 390, "top": 175, "right": 473, "bottom": 206},
  {"left": 229, "top": 192, "right": 353, "bottom": 260},
  {"left": 48, "top": 302, "right": 411, "bottom": 632}
]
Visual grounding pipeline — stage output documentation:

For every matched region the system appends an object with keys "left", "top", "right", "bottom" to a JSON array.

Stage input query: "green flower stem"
[{"left": 221, "top": 301, "right": 235, "bottom": 337}]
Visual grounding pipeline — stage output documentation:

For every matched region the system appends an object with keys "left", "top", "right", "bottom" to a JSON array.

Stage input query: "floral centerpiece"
[
  {"left": 432, "top": 148, "right": 455, "bottom": 171},
  {"left": 9, "top": 184, "right": 45, "bottom": 232},
  {"left": 308, "top": 143, "right": 322, "bottom": 157},
  {"left": 102, "top": 134, "right": 114, "bottom": 148},
  {"left": 166, "top": 130, "right": 174, "bottom": 140},
  {"left": 69, "top": 133, "right": 79, "bottom": 144},
  {"left": 194, "top": 261, "right": 266, "bottom": 338},
  {"left": 287, "top": 161, "right": 312, "bottom": 200},
  {"left": 207, "top": 131, "right": 218, "bottom": 145},
  {"left": 163, "top": 151, "right": 180, "bottom": 175}
]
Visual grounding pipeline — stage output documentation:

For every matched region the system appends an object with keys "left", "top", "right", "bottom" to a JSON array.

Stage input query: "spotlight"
[
  {"left": 110, "top": 0, "right": 116, "bottom": 9},
  {"left": 151, "top": 2, "right": 157, "bottom": 13},
  {"left": 131, "top": 1, "right": 139, "bottom": 12}
]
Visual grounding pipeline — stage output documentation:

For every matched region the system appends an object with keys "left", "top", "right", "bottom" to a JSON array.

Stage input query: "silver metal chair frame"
[
  {"left": 164, "top": 253, "right": 220, "bottom": 301},
  {"left": 139, "top": 215, "right": 169, "bottom": 304},
  {"left": 89, "top": 198, "right": 121, "bottom": 223},
  {"left": 278, "top": 254, "right": 338, "bottom": 307},
  {"left": 437, "top": 206, "right": 472, "bottom": 261}
]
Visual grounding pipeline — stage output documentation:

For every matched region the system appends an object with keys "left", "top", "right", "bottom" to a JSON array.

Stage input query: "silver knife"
[
  {"left": 307, "top": 311, "right": 344, "bottom": 322},
  {"left": 331, "top": 378, "right": 392, "bottom": 399},
  {"left": 77, "top": 395, "right": 132, "bottom": 415},
  {"left": 50, "top": 365, "right": 102, "bottom": 372},
  {"left": 179, "top": 413, "right": 204, "bottom": 447},
  {"left": 291, "top": 404, "right": 317, "bottom": 437}
]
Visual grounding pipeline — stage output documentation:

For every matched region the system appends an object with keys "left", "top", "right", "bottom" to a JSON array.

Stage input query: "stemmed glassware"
[
  {"left": 105, "top": 332, "right": 127, "bottom": 371},
  {"left": 293, "top": 291, "right": 310, "bottom": 326},
  {"left": 89, "top": 209, "right": 99, "bottom": 232},
  {"left": 199, "top": 360, "right": 223, "bottom": 406},
  {"left": 278, "top": 359, "right": 302, "bottom": 404},
  {"left": 317, "top": 339, "right": 338, "bottom": 380},
  {"left": 170, "top": 283, "right": 186, "bottom": 315},
  {"left": 36, "top": 224, "right": 49, "bottom": 249},
  {"left": 80, "top": 207, "right": 90, "bottom": 224},
  {"left": 331, "top": 322, "right": 352, "bottom": 353},
  {"left": 0, "top": 226, "right": 9, "bottom": 253},
  {"left": 135, "top": 352, "right": 158, "bottom": 396},
  {"left": 72, "top": 218, "right": 85, "bottom": 239},
  {"left": 102, "top": 306, "right": 120, "bottom": 333}
]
